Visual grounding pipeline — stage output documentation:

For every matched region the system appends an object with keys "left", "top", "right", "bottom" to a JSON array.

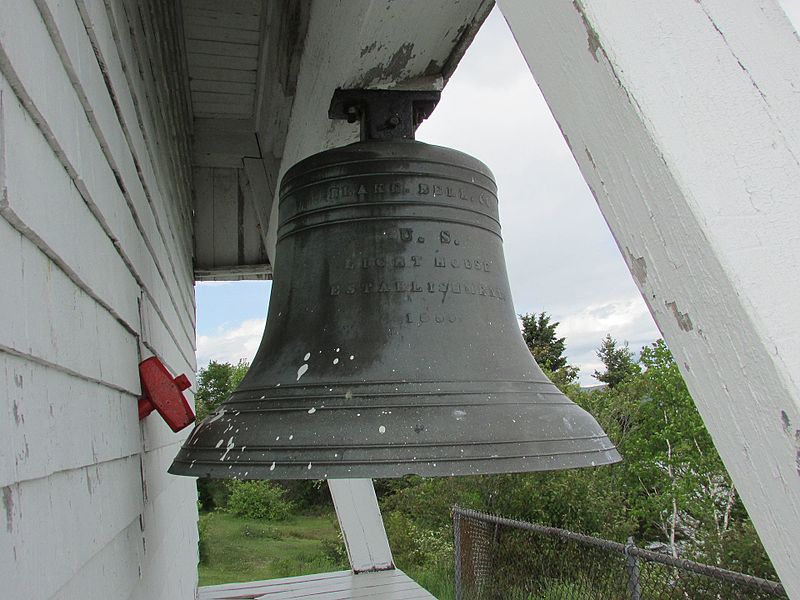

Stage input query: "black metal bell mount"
[{"left": 171, "top": 89, "right": 621, "bottom": 480}]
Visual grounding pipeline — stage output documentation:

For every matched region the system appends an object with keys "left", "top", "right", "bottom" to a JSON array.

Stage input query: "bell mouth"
[{"left": 169, "top": 379, "right": 620, "bottom": 480}]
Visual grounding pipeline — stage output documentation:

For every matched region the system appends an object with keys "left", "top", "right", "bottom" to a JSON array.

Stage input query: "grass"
[
  {"left": 405, "top": 564, "right": 456, "bottom": 600},
  {"left": 198, "top": 509, "right": 456, "bottom": 600},
  {"left": 198, "top": 510, "right": 348, "bottom": 586}
]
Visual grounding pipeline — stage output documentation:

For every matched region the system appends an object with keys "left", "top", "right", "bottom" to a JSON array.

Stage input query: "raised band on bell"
[{"left": 170, "top": 89, "right": 620, "bottom": 481}]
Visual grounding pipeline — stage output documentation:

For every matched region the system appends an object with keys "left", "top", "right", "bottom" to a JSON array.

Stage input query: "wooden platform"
[{"left": 198, "top": 569, "right": 438, "bottom": 599}]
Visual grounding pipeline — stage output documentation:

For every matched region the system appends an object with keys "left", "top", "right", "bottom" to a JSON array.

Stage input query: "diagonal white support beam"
[
  {"left": 328, "top": 479, "right": 394, "bottom": 573},
  {"left": 498, "top": 0, "right": 800, "bottom": 595}
]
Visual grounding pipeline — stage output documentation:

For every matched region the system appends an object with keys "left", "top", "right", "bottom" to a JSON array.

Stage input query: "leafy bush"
[
  {"left": 226, "top": 480, "right": 293, "bottom": 521},
  {"left": 320, "top": 531, "right": 349, "bottom": 569},
  {"left": 198, "top": 479, "right": 231, "bottom": 512},
  {"left": 198, "top": 512, "right": 214, "bottom": 564},
  {"left": 384, "top": 511, "right": 453, "bottom": 571}
]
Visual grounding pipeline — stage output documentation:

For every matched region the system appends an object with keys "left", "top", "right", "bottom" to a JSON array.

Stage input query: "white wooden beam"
[
  {"left": 328, "top": 479, "right": 394, "bottom": 573},
  {"left": 498, "top": 0, "right": 800, "bottom": 594},
  {"left": 242, "top": 155, "right": 278, "bottom": 253}
]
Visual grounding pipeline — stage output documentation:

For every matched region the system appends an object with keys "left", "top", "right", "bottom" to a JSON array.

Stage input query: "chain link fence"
[{"left": 453, "top": 506, "right": 787, "bottom": 600}]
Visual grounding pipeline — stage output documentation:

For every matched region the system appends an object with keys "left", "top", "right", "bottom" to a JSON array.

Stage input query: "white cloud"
[
  {"left": 554, "top": 296, "right": 661, "bottom": 385},
  {"left": 196, "top": 318, "right": 265, "bottom": 368}
]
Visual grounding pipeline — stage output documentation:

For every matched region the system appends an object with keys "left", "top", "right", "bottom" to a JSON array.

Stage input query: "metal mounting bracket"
[{"left": 328, "top": 88, "right": 441, "bottom": 141}]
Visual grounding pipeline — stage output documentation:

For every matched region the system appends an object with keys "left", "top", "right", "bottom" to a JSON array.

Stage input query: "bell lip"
[{"left": 168, "top": 447, "right": 622, "bottom": 480}]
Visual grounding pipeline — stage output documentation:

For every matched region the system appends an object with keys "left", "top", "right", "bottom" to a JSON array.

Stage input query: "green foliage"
[
  {"left": 197, "top": 479, "right": 231, "bottom": 513},
  {"left": 194, "top": 360, "right": 250, "bottom": 511},
  {"left": 520, "top": 312, "right": 568, "bottom": 373},
  {"left": 198, "top": 512, "right": 346, "bottom": 586},
  {"left": 195, "top": 359, "right": 249, "bottom": 421},
  {"left": 384, "top": 511, "right": 453, "bottom": 570},
  {"left": 279, "top": 479, "right": 333, "bottom": 511},
  {"left": 195, "top": 334, "right": 778, "bottom": 592},
  {"left": 320, "top": 528, "right": 349, "bottom": 567},
  {"left": 226, "top": 480, "right": 294, "bottom": 521},
  {"left": 593, "top": 334, "right": 640, "bottom": 388},
  {"left": 379, "top": 336, "right": 776, "bottom": 584},
  {"left": 384, "top": 511, "right": 456, "bottom": 599},
  {"left": 520, "top": 312, "right": 579, "bottom": 384},
  {"left": 197, "top": 512, "right": 214, "bottom": 565}
]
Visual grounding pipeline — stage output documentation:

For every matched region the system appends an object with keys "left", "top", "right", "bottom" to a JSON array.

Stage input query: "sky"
[{"left": 197, "top": 3, "right": 800, "bottom": 386}]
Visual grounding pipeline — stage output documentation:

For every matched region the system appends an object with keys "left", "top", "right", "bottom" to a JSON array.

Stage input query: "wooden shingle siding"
[
  {"left": 0, "top": 0, "right": 196, "bottom": 598},
  {"left": 193, "top": 165, "right": 270, "bottom": 281},
  {"left": 184, "top": 0, "right": 261, "bottom": 121}
]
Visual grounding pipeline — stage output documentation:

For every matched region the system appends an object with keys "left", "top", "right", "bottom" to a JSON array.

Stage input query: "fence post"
[
  {"left": 453, "top": 507, "right": 463, "bottom": 600},
  {"left": 625, "top": 536, "right": 643, "bottom": 600}
]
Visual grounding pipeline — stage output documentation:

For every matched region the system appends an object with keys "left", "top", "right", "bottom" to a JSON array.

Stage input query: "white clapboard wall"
[{"left": 0, "top": 0, "right": 197, "bottom": 598}]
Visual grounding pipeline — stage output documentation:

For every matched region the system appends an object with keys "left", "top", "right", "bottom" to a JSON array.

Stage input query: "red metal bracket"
[{"left": 138, "top": 357, "right": 195, "bottom": 432}]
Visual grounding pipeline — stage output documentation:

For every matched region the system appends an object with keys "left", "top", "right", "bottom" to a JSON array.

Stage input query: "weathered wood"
[
  {"left": 187, "top": 0, "right": 260, "bottom": 17},
  {"left": 194, "top": 102, "right": 253, "bottom": 118},
  {"left": 193, "top": 167, "right": 215, "bottom": 267},
  {"left": 0, "top": 352, "right": 141, "bottom": 489},
  {"left": 189, "top": 66, "right": 258, "bottom": 84},
  {"left": 186, "top": 24, "right": 261, "bottom": 46},
  {"left": 185, "top": 11, "right": 261, "bottom": 33},
  {"left": 0, "top": 76, "right": 140, "bottom": 330},
  {"left": 190, "top": 79, "right": 256, "bottom": 95},
  {"left": 0, "top": 1, "right": 198, "bottom": 599},
  {"left": 192, "top": 165, "right": 271, "bottom": 277},
  {"left": 192, "top": 91, "right": 254, "bottom": 112},
  {"left": 97, "top": 0, "right": 195, "bottom": 271},
  {"left": 130, "top": 471, "right": 199, "bottom": 600},
  {"left": 0, "top": 457, "right": 144, "bottom": 599},
  {"left": 238, "top": 167, "right": 270, "bottom": 266},
  {"left": 188, "top": 52, "right": 258, "bottom": 72},
  {"left": 498, "top": 0, "right": 800, "bottom": 595},
  {"left": 0, "top": 217, "right": 140, "bottom": 394},
  {"left": 189, "top": 39, "right": 259, "bottom": 59},
  {"left": 53, "top": 519, "right": 144, "bottom": 600},
  {"left": 242, "top": 155, "right": 277, "bottom": 251},
  {"left": 193, "top": 129, "right": 260, "bottom": 158},
  {"left": 199, "top": 569, "right": 436, "bottom": 600},
  {"left": 211, "top": 168, "right": 238, "bottom": 266},
  {"left": 192, "top": 152, "right": 245, "bottom": 169},
  {"left": 194, "top": 265, "right": 271, "bottom": 281},
  {"left": 328, "top": 479, "right": 394, "bottom": 573},
  {"left": 4, "top": 0, "right": 196, "bottom": 344}
]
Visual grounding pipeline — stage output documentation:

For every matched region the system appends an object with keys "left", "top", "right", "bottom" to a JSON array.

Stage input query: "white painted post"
[
  {"left": 497, "top": 0, "right": 800, "bottom": 596},
  {"left": 328, "top": 479, "right": 394, "bottom": 573}
]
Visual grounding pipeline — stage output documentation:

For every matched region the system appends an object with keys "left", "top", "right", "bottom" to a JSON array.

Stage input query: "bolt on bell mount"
[{"left": 170, "top": 89, "right": 621, "bottom": 480}]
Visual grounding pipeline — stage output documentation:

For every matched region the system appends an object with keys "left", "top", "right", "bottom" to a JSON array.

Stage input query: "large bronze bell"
[{"left": 171, "top": 90, "right": 620, "bottom": 480}]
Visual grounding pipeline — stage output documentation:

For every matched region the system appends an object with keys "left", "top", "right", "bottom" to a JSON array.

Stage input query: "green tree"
[
  {"left": 195, "top": 359, "right": 249, "bottom": 511},
  {"left": 602, "top": 340, "right": 773, "bottom": 574},
  {"left": 593, "top": 334, "right": 640, "bottom": 388},
  {"left": 195, "top": 359, "right": 249, "bottom": 421},
  {"left": 520, "top": 312, "right": 578, "bottom": 384},
  {"left": 379, "top": 338, "right": 778, "bottom": 584}
]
